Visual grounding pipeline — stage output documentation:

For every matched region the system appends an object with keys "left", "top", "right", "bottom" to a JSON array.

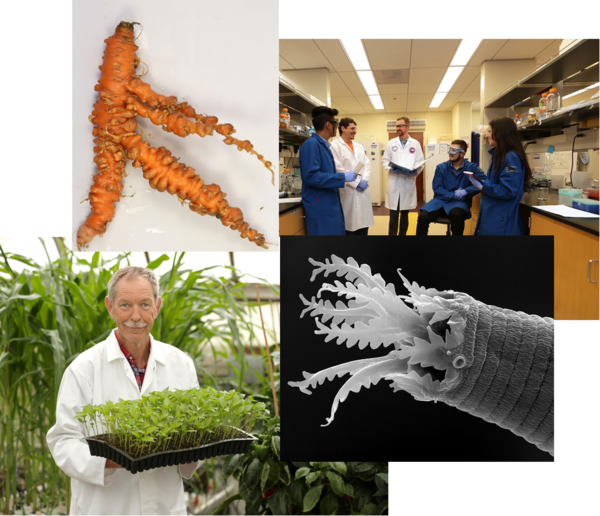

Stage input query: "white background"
[{"left": 71, "top": 0, "right": 278, "bottom": 252}]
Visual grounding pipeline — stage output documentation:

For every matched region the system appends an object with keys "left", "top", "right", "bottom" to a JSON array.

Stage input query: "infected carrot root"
[
  {"left": 121, "top": 135, "right": 267, "bottom": 248},
  {"left": 126, "top": 78, "right": 274, "bottom": 183}
]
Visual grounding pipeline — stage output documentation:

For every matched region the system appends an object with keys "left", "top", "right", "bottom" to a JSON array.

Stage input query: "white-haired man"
[{"left": 47, "top": 266, "right": 200, "bottom": 515}]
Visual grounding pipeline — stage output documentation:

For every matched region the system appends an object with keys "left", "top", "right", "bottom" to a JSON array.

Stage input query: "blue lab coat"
[
  {"left": 421, "top": 159, "right": 487, "bottom": 218},
  {"left": 474, "top": 149, "right": 526, "bottom": 235},
  {"left": 299, "top": 134, "right": 347, "bottom": 235}
]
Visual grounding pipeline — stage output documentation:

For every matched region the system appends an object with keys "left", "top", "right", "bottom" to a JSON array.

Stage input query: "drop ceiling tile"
[
  {"left": 363, "top": 40, "right": 412, "bottom": 70},
  {"left": 356, "top": 96, "right": 383, "bottom": 114},
  {"left": 279, "top": 39, "right": 332, "bottom": 70},
  {"left": 464, "top": 71, "right": 481, "bottom": 92},
  {"left": 407, "top": 92, "right": 435, "bottom": 110},
  {"left": 330, "top": 73, "right": 353, "bottom": 97},
  {"left": 378, "top": 83, "right": 409, "bottom": 95},
  {"left": 451, "top": 67, "right": 480, "bottom": 93},
  {"left": 381, "top": 94, "right": 407, "bottom": 112},
  {"left": 315, "top": 40, "right": 354, "bottom": 72},
  {"left": 279, "top": 56, "right": 294, "bottom": 70},
  {"left": 438, "top": 92, "right": 461, "bottom": 110},
  {"left": 410, "top": 40, "right": 460, "bottom": 69},
  {"left": 338, "top": 71, "right": 368, "bottom": 97},
  {"left": 494, "top": 40, "right": 559, "bottom": 60},
  {"left": 408, "top": 68, "right": 446, "bottom": 94},
  {"left": 468, "top": 40, "right": 508, "bottom": 66},
  {"left": 456, "top": 91, "right": 480, "bottom": 102},
  {"left": 333, "top": 96, "right": 366, "bottom": 113}
]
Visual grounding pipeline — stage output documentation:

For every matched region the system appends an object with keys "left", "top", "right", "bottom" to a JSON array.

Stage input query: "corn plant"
[{"left": 74, "top": 387, "right": 268, "bottom": 458}]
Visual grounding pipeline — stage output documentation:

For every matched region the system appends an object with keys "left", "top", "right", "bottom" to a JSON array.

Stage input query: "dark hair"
[
  {"left": 489, "top": 117, "right": 532, "bottom": 192},
  {"left": 312, "top": 106, "right": 339, "bottom": 131},
  {"left": 397, "top": 117, "right": 410, "bottom": 126},
  {"left": 451, "top": 140, "right": 467, "bottom": 152},
  {"left": 338, "top": 117, "right": 356, "bottom": 136}
]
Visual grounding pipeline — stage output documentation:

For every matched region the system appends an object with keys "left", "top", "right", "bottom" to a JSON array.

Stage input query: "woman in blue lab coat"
[
  {"left": 299, "top": 107, "right": 357, "bottom": 235},
  {"left": 469, "top": 117, "right": 533, "bottom": 235}
]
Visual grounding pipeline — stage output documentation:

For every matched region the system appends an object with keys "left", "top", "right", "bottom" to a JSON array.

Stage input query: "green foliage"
[
  {"left": 0, "top": 240, "right": 278, "bottom": 513},
  {"left": 217, "top": 415, "right": 388, "bottom": 515},
  {"left": 75, "top": 387, "right": 268, "bottom": 457}
]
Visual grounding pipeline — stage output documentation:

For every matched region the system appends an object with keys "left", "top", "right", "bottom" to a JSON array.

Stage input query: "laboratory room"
[{"left": 278, "top": 38, "right": 599, "bottom": 319}]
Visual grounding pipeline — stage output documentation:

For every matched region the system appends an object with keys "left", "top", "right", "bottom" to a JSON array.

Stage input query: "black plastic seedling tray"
[{"left": 86, "top": 431, "right": 256, "bottom": 474}]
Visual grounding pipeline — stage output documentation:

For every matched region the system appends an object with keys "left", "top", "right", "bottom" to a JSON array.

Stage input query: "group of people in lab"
[{"left": 299, "top": 106, "right": 532, "bottom": 236}]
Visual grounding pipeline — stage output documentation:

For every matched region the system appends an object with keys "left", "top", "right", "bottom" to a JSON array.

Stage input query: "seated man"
[{"left": 416, "top": 140, "right": 487, "bottom": 236}]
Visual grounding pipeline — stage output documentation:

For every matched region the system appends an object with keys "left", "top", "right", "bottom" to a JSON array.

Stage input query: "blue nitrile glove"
[
  {"left": 452, "top": 188, "right": 467, "bottom": 200},
  {"left": 390, "top": 165, "right": 402, "bottom": 174},
  {"left": 344, "top": 171, "right": 358, "bottom": 182},
  {"left": 356, "top": 179, "right": 368, "bottom": 192},
  {"left": 467, "top": 175, "right": 483, "bottom": 190},
  {"left": 402, "top": 168, "right": 420, "bottom": 177}
]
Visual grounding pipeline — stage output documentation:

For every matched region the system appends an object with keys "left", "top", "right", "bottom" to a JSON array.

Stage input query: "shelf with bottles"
[
  {"left": 518, "top": 101, "right": 599, "bottom": 140},
  {"left": 279, "top": 127, "right": 310, "bottom": 144}
]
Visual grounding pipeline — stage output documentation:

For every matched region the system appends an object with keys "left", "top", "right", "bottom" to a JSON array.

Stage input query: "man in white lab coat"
[
  {"left": 330, "top": 118, "right": 375, "bottom": 235},
  {"left": 381, "top": 117, "right": 425, "bottom": 235},
  {"left": 47, "top": 266, "right": 200, "bottom": 515}
]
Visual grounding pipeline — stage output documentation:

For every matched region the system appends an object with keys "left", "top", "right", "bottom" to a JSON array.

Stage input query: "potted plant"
[{"left": 75, "top": 387, "right": 268, "bottom": 474}]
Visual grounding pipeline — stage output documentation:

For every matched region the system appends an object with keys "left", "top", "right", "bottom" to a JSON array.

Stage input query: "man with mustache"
[{"left": 47, "top": 266, "right": 200, "bottom": 515}]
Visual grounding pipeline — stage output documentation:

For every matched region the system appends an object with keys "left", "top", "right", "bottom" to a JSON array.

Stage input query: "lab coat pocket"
[{"left": 170, "top": 506, "right": 187, "bottom": 515}]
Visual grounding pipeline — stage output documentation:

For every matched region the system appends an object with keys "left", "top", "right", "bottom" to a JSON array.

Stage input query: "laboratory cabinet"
[
  {"left": 530, "top": 212, "right": 598, "bottom": 320},
  {"left": 279, "top": 204, "right": 306, "bottom": 236}
]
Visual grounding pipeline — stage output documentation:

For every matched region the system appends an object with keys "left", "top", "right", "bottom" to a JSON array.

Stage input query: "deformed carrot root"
[
  {"left": 122, "top": 135, "right": 266, "bottom": 248},
  {"left": 76, "top": 21, "right": 271, "bottom": 251}
]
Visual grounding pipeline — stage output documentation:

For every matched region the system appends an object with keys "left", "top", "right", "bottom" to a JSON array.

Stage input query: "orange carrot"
[{"left": 76, "top": 21, "right": 271, "bottom": 250}]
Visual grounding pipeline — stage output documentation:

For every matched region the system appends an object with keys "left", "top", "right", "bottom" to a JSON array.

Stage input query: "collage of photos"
[{"left": 0, "top": 1, "right": 599, "bottom": 515}]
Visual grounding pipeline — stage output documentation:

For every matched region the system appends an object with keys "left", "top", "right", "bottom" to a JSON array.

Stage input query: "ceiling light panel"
[
  {"left": 450, "top": 40, "right": 482, "bottom": 66},
  {"left": 357, "top": 70, "right": 379, "bottom": 95},
  {"left": 438, "top": 67, "right": 464, "bottom": 92},
  {"left": 430, "top": 92, "right": 447, "bottom": 108},
  {"left": 340, "top": 39, "right": 370, "bottom": 71},
  {"left": 369, "top": 95, "right": 385, "bottom": 109}
]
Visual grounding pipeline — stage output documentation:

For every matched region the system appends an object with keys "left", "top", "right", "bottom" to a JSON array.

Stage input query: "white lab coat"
[
  {"left": 381, "top": 136, "right": 425, "bottom": 210},
  {"left": 330, "top": 138, "right": 375, "bottom": 232},
  {"left": 47, "top": 331, "right": 201, "bottom": 515}
]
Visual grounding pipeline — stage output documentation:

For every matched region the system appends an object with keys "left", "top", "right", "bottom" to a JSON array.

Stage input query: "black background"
[{"left": 280, "top": 236, "right": 554, "bottom": 462}]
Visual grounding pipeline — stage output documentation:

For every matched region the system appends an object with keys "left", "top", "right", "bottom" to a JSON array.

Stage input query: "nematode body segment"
[{"left": 288, "top": 255, "right": 554, "bottom": 455}]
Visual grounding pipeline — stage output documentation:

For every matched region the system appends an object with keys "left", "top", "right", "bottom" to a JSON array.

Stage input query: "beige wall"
[{"left": 341, "top": 111, "right": 453, "bottom": 144}]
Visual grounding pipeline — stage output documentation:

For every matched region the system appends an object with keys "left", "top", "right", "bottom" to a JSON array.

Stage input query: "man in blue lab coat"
[
  {"left": 299, "top": 107, "right": 358, "bottom": 235},
  {"left": 416, "top": 140, "right": 487, "bottom": 236}
]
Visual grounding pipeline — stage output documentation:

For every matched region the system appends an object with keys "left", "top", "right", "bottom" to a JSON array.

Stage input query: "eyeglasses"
[
  {"left": 396, "top": 124, "right": 408, "bottom": 128},
  {"left": 329, "top": 119, "right": 339, "bottom": 126}
]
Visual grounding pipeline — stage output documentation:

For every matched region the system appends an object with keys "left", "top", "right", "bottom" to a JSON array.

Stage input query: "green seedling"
[{"left": 74, "top": 387, "right": 268, "bottom": 458}]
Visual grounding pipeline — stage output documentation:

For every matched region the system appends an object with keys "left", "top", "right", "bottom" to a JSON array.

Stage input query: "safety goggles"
[{"left": 448, "top": 146, "right": 465, "bottom": 155}]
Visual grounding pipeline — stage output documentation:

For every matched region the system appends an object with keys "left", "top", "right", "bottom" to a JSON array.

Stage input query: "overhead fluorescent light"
[
  {"left": 430, "top": 92, "right": 447, "bottom": 108},
  {"left": 340, "top": 39, "right": 370, "bottom": 70},
  {"left": 437, "top": 67, "right": 464, "bottom": 93},
  {"left": 357, "top": 70, "right": 379, "bottom": 95},
  {"left": 369, "top": 95, "right": 384, "bottom": 110},
  {"left": 563, "top": 82, "right": 600, "bottom": 99},
  {"left": 450, "top": 39, "right": 482, "bottom": 67}
]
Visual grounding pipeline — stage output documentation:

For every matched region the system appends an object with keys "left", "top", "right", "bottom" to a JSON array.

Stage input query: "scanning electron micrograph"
[{"left": 287, "top": 254, "right": 554, "bottom": 458}]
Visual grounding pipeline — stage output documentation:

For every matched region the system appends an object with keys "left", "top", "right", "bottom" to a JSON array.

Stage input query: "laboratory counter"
[
  {"left": 279, "top": 196, "right": 303, "bottom": 215},
  {"left": 519, "top": 190, "right": 599, "bottom": 236}
]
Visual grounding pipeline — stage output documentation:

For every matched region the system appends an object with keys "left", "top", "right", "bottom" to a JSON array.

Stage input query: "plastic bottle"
[
  {"left": 514, "top": 113, "right": 522, "bottom": 127},
  {"left": 528, "top": 108, "right": 537, "bottom": 125},
  {"left": 539, "top": 92, "right": 549, "bottom": 121},
  {"left": 546, "top": 88, "right": 560, "bottom": 117},
  {"left": 282, "top": 108, "right": 290, "bottom": 129}
]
